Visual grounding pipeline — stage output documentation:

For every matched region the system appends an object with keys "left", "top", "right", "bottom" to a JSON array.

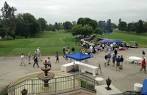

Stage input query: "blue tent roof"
[
  {"left": 99, "top": 39, "right": 113, "bottom": 44},
  {"left": 66, "top": 52, "right": 91, "bottom": 61},
  {"left": 99, "top": 38, "right": 122, "bottom": 45},
  {"left": 142, "top": 79, "right": 147, "bottom": 95}
]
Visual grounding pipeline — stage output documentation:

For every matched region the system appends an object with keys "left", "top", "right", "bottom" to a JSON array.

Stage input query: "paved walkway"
[{"left": 0, "top": 48, "right": 147, "bottom": 92}]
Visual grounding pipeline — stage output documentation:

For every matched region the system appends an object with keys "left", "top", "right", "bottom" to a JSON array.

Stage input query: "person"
[
  {"left": 63, "top": 47, "right": 66, "bottom": 58},
  {"left": 107, "top": 53, "right": 111, "bottom": 66},
  {"left": 28, "top": 52, "right": 31, "bottom": 64},
  {"left": 20, "top": 53, "right": 25, "bottom": 66},
  {"left": 55, "top": 51, "right": 59, "bottom": 63},
  {"left": 36, "top": 47, "right": 41, "bottom": 62},
  {"left": 71, "top": 47, "right": 75, "bottom": 53},
  {"left": 120, "top": 55, "right": 124, "bottom": 70},
  {"left": 33, "top": 54, "right": 39, "bottom": 68},
  {"left": 104, "top": 54, "right": 108, "bottom": 67},
  {"left": 142, "top": 50, "right": 146, "bottom": 57},
  {"left": 114, "top": 49, "right": 118, "bottom": 56},
  {"left": 112, "top": 54, "right": 116, "bottom": 66},
  {"left": 116, "top": 56, "right": 121, "bottom": 71},
  {"left": 47, "top": 57, "right": 51, "bottom": 68},
  {"left": 140, "top": 58, "right": 146, "bottom": 73}
]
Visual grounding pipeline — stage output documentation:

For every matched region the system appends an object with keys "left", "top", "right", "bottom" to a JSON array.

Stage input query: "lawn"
[
  {"left": 102, "top": 31, "right": 147, "bottom": 47},
  {"left": 0, "top": 31, "right": 79, "bottom": 56}
]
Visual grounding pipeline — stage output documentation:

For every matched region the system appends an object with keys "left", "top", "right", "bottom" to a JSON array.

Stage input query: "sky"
[{"left": 0, "top": 0, "right": 147, "bottom": 24}]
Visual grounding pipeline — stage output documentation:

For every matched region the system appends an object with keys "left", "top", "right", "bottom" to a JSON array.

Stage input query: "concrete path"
[{"left": 0, "top": 48, "right": 147, "bottom": 92}]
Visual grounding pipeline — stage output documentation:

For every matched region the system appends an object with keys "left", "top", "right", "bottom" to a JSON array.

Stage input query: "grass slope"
[
  {"left": 102, "top": 31, "right": 147, "bottom": 47},
  {"left": 0, "top": 31, "right": 79, "bottom": 56}
]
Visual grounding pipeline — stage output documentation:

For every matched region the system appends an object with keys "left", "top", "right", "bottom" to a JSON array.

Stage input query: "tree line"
[
  {"left": 118, "top": 19, "right": 147, "bottom": 33},
  {"left": 0, "top": 2, "right": 147, "bottom": 40},
  {"left": 0, "top": 1, "right": 47, "bottom": 39}
]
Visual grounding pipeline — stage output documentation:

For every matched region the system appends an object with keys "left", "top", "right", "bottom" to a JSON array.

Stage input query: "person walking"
[
  {"left": 47, "top": 57, "right": 51, "bottom": 68},
  {"left": 20, "top": 53, "right": 25, "bottom": 66},
  {"left": 116, "top": 56, "right": 121, "bottom": 71},
  {"left": 114, "top": 49, "right": 118, "bottom": 56},
  {"left": 107, "top": 53, "right": 111, "bottom": 66},
  {"left": 55, "top": 51, "right": 59, "bottom": 63},
  {"left": 120, "top": 55, "right": 124, "bottom": 70},
  {"left": 28, "top": 52, "right": 31, "bottom": 64},
  {"left": 33, "top": 54, "right": 39, "bottom": 68},
  {"left": 142, "top": 50, "right": 146, "bottom": 57},
  {"left": 112, "top": 54, "right": 116, "bottom": 66},
  {"left": 140, "top": 58, "right": 146, "bottom": 73},
  {"left": 104, "top": 54, "right": 108, "bottom": 67}
]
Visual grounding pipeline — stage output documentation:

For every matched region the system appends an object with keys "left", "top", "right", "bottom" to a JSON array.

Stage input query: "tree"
[
  {"left": 81, "top": 25, "right": 93, "bottom": 36},
  {"left": 136, "top": 20, "right": 144, "bottom": 33},
  {"left": 95, "top": 27, "right": 103, "bottom": 35},
  {"left": 77, "top": 18, "right": 97, "bottom": 29},
  {"left": 71, "top": 24, "right": 93, "bottom": 36},
  {"left": 46, "top": 24, "right": 55, "bottom": 31},
  {"left": 15, "top": 13, "right": 40, "bottom": 38},
  {"left": 143, "top": 22, "right": 147, "bottom": 32},
  {"left": 37, "top": 18, "right": 47, "bottom": 31},
  {"left": 1, "top": 1, "right": 16, "bottom": 39},
  {"left": 63, "top": 21, "right": 72, "bottom": 30},
  {"left": 127, "top": 22, "right": 136, "bottom": 32},
  {"left": 118, "top": 21, "right": 127, "bottom": 31},
  {"left": 71, "top": 24, "right": 83, "bottom": 35}
]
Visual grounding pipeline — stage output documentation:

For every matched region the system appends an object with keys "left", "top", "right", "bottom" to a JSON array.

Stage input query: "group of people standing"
[
  {"left": 20, "top": 48, "right": 41, "bottom": 68},
  {"left": 104, "top": 48, "right": 124, "bottom": 71}
]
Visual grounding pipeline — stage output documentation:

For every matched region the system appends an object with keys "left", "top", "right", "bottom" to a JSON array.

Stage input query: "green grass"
[
  {"left": 101, "top": 31, "right": 147, "bottom": 47},
  {"left": 0, "top": 31, "right": 79, "bottom": 56}
]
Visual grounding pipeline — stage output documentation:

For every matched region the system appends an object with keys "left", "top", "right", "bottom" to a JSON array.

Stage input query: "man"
[
  {"left": 140, "top": 58, "right": 146, "bottom": 73},
  {"left": 33, "top": 54, "right": 39, "bottom": 68},
  {"left": 20, "top": 53, "right": 25, "bottom": 66},
  {"left": 142, "top": 50, "right": 146, "bottom": 57},
  {"left": 55, "top": 51, "right": 59, "bottom": 63}
]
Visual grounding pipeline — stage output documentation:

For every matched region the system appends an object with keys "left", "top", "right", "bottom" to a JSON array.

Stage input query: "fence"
[{"left": 8, "top": 73, "right": 96, "bottom": 95}]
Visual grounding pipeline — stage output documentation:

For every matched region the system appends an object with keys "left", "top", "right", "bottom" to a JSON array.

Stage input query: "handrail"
[{"left": 8, "top": 73, "right": 96, "bottom": 95}]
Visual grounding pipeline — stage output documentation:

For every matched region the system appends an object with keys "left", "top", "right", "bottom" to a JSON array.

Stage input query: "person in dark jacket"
[
  {"left": 116, "top": 55, "right": 121, "bottom": 71},
  {"left": 120, "top": 55, "right": 124, "bottom": 70},
  {"left": 112, "top": 54, "right": 116, "bottom": 66},
  {"left": 55, "top": 51, "right": 59, "bottom": 63}
]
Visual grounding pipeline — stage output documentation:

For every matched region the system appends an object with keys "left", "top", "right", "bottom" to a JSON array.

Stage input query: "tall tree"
[
  {"left": 37, "top": 18, "right": 47, "bottom": 31},
  {"left": 63, "top": 21, "right": 73, "bottom": 30},
  {"left": 136, "top": 20, "right": 144, "bottom": 33},
  {"left": 1, "top": 1, "right": 16, "bottom": 39},
  {"left": 127, "top": 22, "right": 136, "bottom": 32},
  {"left": 15, "top": 13, "right": 40, "bottom": 38},
  {"left": 71, "top": 24, "right": 93, "bottom": 36},
  {"left": 77, "top": 18, "right": 97, "bottom": 29},
  {"left": 118, "top": 21, "right": 127, "bottom": 31}
]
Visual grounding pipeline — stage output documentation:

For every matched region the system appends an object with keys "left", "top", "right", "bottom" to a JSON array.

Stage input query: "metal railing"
[{"left": 8, "top": 73, "right": 96, "bottom": 95}]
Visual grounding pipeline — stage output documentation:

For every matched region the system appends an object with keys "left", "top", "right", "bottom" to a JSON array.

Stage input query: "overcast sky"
[{"left": 0, "top": 0, "right": 147, "bottom": 24}]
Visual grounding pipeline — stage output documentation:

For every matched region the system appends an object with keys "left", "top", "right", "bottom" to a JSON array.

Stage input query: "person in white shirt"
[{"left": 20, "top": 53, "right": 25, "bottom": 66}]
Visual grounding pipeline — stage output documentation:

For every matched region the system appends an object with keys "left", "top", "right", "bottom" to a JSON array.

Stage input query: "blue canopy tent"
[
  {"left": 141, "top": 79, "right": 147, "bottom": 95},
  {"left": 66, "top": 52, "right": 91, "bottom": 61},
  {"left": 99, "top": 39, "right": 114, "bottom": 45},
  {"left": 113, "top": 39, "right": 123, "bottom": 46},
  {"left": 66, "top": 52, "right": 92, "bottom": 72},
  {"left": 99, "top": 38, "right": 123, "bottom": 46}
]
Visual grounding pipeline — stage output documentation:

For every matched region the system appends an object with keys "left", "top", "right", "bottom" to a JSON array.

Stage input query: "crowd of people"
[{"left": 20, "top": 44, "right": 146, "bottom": 74}]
